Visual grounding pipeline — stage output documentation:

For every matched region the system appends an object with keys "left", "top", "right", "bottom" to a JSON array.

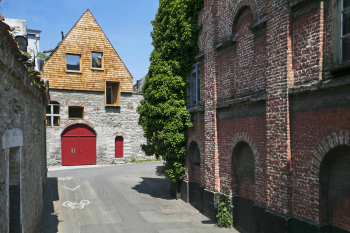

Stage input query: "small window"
[
  {"left": 190, "top": 64, "right": 200, "bottom": 107},
  {"left": 66, "top": 54, "right": 81, "bottom": 71},
  {"left": 92, "top": 52, "right": 103, "bottom": 69},
  {"left": 46, "top": 102, "right": 60, "bottom": 127},
  {"left": 68, "top": 107, "right": 84, "bottom": 119},
  {"left": 341, "top": 0, "right": 350, "bottom": 62},
  {"left": 105, "top": 81, "right": 121, "bottom": 106}
]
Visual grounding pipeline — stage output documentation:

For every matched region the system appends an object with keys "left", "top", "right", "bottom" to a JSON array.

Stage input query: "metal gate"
[{"left": 61, "top": 124, "right": 96, "bottom": 165}]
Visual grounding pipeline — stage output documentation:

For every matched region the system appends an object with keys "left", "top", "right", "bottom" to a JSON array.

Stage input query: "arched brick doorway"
[
  {"left": 232, "top": 141, "right": 255, "bottom": 233},
  {"left": 61, "top": 124, "right": 96, "bottom": 165},
  {"left": 320, "top": 145, "right": 350, "bottom": 231}
]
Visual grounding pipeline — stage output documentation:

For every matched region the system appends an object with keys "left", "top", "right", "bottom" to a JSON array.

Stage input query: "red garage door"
[{"left": 61, "top": 124, "right": 96, "bottom": 166}]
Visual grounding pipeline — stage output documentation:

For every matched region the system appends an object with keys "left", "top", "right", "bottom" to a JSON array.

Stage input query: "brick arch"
[
  {"left": 187, "top": 134, "right": 204, "bottom": 157},
  {"left": 229, "top": 132, "right": 259, "bottom": 196},
  {"left": 112, "top": 132, "right": 128, "bottom": 139},
  {"left": 230, "top": 132, "right": 259, "bottom": 161},
  {"left": 312, "top": 131, "right": 350, "bottom": 228},
  {"left": 227, "top": 1, "right": 259, "bottom": 35},
  {"left": 311, "top": 130, "right": 350, "bottom": 178},
  {"left": 186, "top": 135, "right": 204, "bottom": 183},
  {"left": 61, "top": 122, "right": 97, "bottom": 136}
]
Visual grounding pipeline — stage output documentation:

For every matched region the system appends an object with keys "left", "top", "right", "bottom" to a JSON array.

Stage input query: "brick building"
[
  {"left": 0, "top": 16, "right": 49, "bottom": 232},
  {"left": 42, "top": 9, "right": 146, "bottom": 166},
  {"left": 182, "top": 0, "right": 350, "bottom": 232}
]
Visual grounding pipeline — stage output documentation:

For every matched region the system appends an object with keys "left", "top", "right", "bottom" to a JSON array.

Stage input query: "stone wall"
[
  {"left": 46, "top": 89, "right": 146, "bottom": 165},
  {"left": 0, "top": 21, "right": 47, "bottom": 233}
]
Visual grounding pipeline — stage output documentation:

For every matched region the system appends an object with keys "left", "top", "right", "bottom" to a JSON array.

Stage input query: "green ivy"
[
  {"left": 28, "top": 68, "right": 48, "bottom": 91},
  {"left": 216, "top": 177, "right": 234, "bottom": 228},
  {"left": 137, "top": 0, "right": 203, "bottom": 182}
]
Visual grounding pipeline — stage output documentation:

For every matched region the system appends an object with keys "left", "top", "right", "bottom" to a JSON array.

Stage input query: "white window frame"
[
  {"left": 340, "top": 0, "right": 350, "bottom": 62},
  {"left": 190, "top": 63, "right": 200, "bottom": 108},
  {"left": 46, "top": 103, "right": 60, "bottom": 127}
]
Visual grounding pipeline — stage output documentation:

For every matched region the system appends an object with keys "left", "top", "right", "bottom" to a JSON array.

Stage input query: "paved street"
[{"left": 43, "top": 162, "right": 239, "bottom": 233}]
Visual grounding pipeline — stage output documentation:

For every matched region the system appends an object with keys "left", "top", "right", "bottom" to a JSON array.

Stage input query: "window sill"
[
  {"left": 91, "top": 68, "right": 104, "bottom": 71},
  {"left": 187, "top": 105, "right": 204, "bottom": 113},
  {"left": 66, "top": 70, "right": 82, "bottom": 74},
  {"left": 68, "top": 118, "right": 84, "bottom": 120},
  {"left": 105, "top": 104, "right": 120, "bottom": 107},
  {"left": 324, "top": 61, "right": 350, "bottom": 73}
]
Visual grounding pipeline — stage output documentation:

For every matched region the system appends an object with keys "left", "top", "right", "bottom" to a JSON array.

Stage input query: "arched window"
[
  {"left": 46, "top": 101, "right": 60, "bottom": 127},
  {"left": 232, "top": 7, "right": 253, "bottom": 35}
]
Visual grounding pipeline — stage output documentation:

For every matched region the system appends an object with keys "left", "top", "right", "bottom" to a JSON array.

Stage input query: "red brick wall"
[
  {"left": 217, "top": 49, "right": 235, "bottom": 100},
  {"left": 186, "top": 0, "right": 350, "bottom": 230},
  {"left": 235, "top": 14, "right": 256, "bottom": 98},
  {"left": 217, "top": 108, "right": 266, "bottom": 205},
  {"left": 265, "top": 0, "right": 293, "bottom": 216},
  {"left": 291, "top": 100, "right": 350, "bottom": 228},
  {"left": 292, "top": 6, "right": 324, "bottom": 85},
  {"left": 186, "top": 114, "right": 205, "bottom": 184}
]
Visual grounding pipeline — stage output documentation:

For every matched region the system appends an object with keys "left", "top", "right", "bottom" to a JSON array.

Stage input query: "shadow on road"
[
  {"left": 155, "top": 165, "right": 166, "bottom": 177},
  {"left": 43, "top": 177, "right": 59, "bottom": 233},
  {"left": 132, "top": 176, "right": 172, "bottom": 200}
]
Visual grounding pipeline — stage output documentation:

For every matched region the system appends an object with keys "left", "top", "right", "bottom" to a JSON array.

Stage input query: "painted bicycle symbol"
[{"left": 63, "top": 200, "right": 90, "bottom": 209}]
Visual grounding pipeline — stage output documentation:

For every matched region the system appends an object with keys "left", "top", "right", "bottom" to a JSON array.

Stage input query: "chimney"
[
  {"left": 137, "top": 80, "right": 140, "bottom": 90},
  {"left": 61, "top": 31, "right": 64, "bottom": 40}
]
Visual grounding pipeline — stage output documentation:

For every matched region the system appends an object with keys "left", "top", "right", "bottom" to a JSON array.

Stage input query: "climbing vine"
[
  {"left": 137, "top": 0, "right": 204, "bottom": 182},
  {"left": 28, "top": 68, "right": 48, "bottom": 91},
  {"left": 216, "top": 177, "right": 234, "bottom": 228}
]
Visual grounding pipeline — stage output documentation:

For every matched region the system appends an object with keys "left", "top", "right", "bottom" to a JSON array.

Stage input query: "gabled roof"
[{"left": 42, "top": 9, "right": 133, "bottom": 92}]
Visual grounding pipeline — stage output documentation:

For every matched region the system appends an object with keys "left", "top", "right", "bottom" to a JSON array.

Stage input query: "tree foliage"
[{"left": 137, "top": 0, "right": 203, "bottom": 182}]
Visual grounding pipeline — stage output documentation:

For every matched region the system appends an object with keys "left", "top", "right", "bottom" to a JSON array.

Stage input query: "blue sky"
[{"left": 1, "top": 0, "right": 159, "bottom": 82}]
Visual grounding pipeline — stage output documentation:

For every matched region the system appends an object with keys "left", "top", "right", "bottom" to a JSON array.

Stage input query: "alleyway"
[{"left": 43, "top": 162, "right": 239, "bottom": 233}]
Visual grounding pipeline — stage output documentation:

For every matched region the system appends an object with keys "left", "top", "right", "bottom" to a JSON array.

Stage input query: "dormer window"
[
  {"left": 341, "top": 0, "right": 350, "bottom": 62},
  {"left": 92, "top": 52, "right": 103, "bottom": 69},
  {"left": 66, "top": 53, "right": 81, "bottom": 72},
  {"left": 105, "top": 81, "right": 121, "bottom": 106}
]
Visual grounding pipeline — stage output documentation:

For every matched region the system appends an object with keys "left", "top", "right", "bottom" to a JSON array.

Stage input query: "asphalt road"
[{"left": 43, "top": 162, "right": 239, "bottom": 233}]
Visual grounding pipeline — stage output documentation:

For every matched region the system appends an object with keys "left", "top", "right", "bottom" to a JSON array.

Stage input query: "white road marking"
[
  {"left": 63, "top": 200, "right": 90, "bottom": 209},
  {"left": 62, "top": 185, "right": 81, "bottom": 191},
  {"left": 58, "top": 176, "right": 73, "bottom": 180}
]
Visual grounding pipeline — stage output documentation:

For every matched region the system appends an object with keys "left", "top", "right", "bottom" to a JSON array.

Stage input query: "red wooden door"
[
  {"left": 62, "top": 124, "right": 96, "bottom": 165},
  {"left": 115, "top": 136, "right": 123, "bottom": 158}
]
